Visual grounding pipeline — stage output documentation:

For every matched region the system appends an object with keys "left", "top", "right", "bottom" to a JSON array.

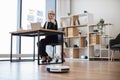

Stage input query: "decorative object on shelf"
[
  {"left": 84, "top": 10, "right": 88, "bottom": 13},
  {"left": 85, "top": 39, "right": 88, "bottom": 46},
  {"left": 97, "top": 18, "right": 105, "bottom": 34},
  {"left": 85, "top": 56, "right": 88, "bottom": 59},
  {"left": 65, "top": 42, "right": 68, "bottom": 47},
  {"left": 89, "top": 33, "right": 100, "bottom": 45},
  {"left": 78, "top": 29, "right": 82, "bottom": 35},
  {"left": 73, "top": 44, "right": 79, "bottom": 48},
  {"left": 94, "top": 49, "right": 100, "bottom": 57},
  {"left": 67, "top": 13, "right": 71, "bottom": 16},
  {"left": 93, "top": 29, "right": 99, "bottom": 32},
  {"left": 81, "top": 55, "right": 85, "bottom": 59},
  {"left": 81, "top": 55, "right": 88, "bottom": 59}
]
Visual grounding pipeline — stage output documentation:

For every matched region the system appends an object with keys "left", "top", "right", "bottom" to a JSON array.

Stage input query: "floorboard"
[{"left": 0, "top": 60, "right": 120, "bottom": 80}]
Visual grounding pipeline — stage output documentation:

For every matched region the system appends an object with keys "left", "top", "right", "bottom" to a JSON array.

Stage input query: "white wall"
[
  {"left": 56, "top": 0, "right": 70, "bottom": 17},
  {"left": 71, "top": 0, "right": 120, "bottom": 37},
  {"left": 56, "top": 0, "right": 71, "bottom": 27}
]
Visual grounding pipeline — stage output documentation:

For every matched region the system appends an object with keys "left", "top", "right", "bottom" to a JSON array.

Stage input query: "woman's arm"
[
  {"left": 43, "top": 22, "right": 46, "bottom": 29},
  {"left": 43, "top": 19, "right": 58, "bottom": 30},
  {"left": 54, "top": 19, "right": 58, "bottom": 30}
]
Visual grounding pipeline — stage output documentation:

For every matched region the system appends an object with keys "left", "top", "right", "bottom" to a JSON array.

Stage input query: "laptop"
[{"left": 30, "top": 22, "right": 42, "bottom": 30}]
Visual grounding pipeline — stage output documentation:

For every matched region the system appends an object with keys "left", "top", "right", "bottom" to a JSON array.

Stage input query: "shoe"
[
  {"left": 47, "top": 56, "right": 52, "bottom": 63},
  {"left": 41, "top": 60, "right": 47, "bottom": 63},
  {"left": 55, "top": 59, "right": 59, "bottom": 63},
  {"left": 41, "top": 56, "right": 47, "bottom": 63}
]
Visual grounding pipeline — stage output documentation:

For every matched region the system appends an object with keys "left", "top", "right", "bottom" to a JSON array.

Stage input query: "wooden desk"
[{"left": 10, "top": 28, "right": 64, "bottom": 65}]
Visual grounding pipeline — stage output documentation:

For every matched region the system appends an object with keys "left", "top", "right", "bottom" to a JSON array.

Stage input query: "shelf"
[
  {"left": 89, "top": 24, "right": 97, "bottom": 27},
  {"left": 64, "top": 35, "right": 87, "bottom": 39},
  {"left": 65, "top": 24, "right": 87, "bottom": 28},
  {"left": 101, "top": 35, "right": 113, "bottom": 38},
  {"left": 89, "top": 23, "right": 112, "bottom": 27},
  {"left": 60, "top": 16, "right": 70, "bottom": 19},
  {"left": 89, "top": 44, "right": 100, "bottom": 46},
  {"left": 89, "top": 32, "right": 99, "bottom": 34},
  {"left": 100, "top": 57, "right": 110, "bottom": 59},
  {"left": 100, "top": 48, "right": 109, "bottom": 50},
  {"left": 71, "top": 13, "right": 91, "bottom": 17},
  {"left": 64, "top": 47, "right": 87, "bottom": 50},
  {"left": 89, "top": 57, "right": 110, "bottom": 59},
  {"left": 65, "top": 58, "right": 89, "bottom": 61},
  {"left": 89, "top": 57, "right": 101, "bottom": 59},
  {"left": 64, "top": 47, "right": 80, "bottom": 50},
  {"left": 60, "top": 13, "right": 90, "bottom": 19}
]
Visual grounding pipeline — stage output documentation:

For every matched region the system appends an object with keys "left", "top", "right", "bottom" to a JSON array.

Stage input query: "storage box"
[
  {"left": 80, "top": 37, "right": 87, "bottom": 47},
  {"left": 70, "top": 49, "right": 79, "bottom": 58},
  {"left": 89, "top": 34, "right": 100, "bottom": 45},
  {"left": 67, "top": 27, "right": 78, "bottom": 37}
]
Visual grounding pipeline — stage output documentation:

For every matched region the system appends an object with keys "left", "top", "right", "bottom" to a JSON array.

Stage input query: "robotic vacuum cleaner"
[{"left": 46, "top": 65, "right": 70, "bottom": 73}]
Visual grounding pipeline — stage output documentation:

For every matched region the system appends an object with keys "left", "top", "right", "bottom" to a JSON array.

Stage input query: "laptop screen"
[{"left": 31, "top": 22, "right": 42, "bottom": 30}]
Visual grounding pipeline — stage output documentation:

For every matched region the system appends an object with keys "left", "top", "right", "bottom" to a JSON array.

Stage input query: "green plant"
[
  {"left": 97, "top": 18, "right": 105, "bottom": 34},
  {"left": 97, "top": 18, "right": 105, "bottom": 29}
]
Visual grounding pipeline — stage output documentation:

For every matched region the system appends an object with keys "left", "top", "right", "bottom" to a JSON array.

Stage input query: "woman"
[{"left": 37, "top": 10, "right": 58, "bottom": 63}]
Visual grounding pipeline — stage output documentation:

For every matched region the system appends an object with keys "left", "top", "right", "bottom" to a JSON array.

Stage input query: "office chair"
[
  {"left": 48, "top": 28, "right": 65, "bottom": 62},
  {"left": 109, "top": 33, "right": 120, "bottom": 61}
]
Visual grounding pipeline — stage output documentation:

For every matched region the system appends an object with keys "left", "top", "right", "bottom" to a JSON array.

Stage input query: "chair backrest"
[
  {"left": 115, "top": 33, "right": 120, "bottom": 43},
  {"left": 57, "top": 28, "right": 65, "bottom": 44}
]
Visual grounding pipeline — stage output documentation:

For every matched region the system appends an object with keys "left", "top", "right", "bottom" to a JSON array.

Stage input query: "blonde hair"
[{"left": 48, "top": 10, "right": 55, "bottom": 15}]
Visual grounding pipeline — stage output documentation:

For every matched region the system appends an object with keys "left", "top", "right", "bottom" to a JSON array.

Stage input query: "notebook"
[{"left": 30, "top": 22, "right": 42, "bottom": 30}]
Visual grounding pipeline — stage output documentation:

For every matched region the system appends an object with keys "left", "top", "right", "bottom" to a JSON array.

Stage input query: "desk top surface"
[{"left": 10, "top": 28, "right": 64, "bottom": 34}]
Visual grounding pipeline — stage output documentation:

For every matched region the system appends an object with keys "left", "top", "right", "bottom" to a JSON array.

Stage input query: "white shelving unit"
[
  {"left": 60, "top": 13, "right": 94, "bottom": 60},
  {"left": 60, "top": 13, "right": 113, "bottom": 60},
  {"left": 89, "top": 23, "right": 112, "bottom": 60}
]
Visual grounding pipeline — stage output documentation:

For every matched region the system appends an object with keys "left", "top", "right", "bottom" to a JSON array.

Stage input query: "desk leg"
[
  {"left": 33, "top": 37, "right": 35, "bottom": 61},
  {"left": 19, "top": 36, "right": 21, "bottom": 60},
  {"left": 61, "top": 34, "right": 64, "bottom": 63},
  {"left": 38, "top": 31, "right": 40, "bottom": 65},
  {"left": 10, "top": 34, "right": 13, "bottom": 62}
]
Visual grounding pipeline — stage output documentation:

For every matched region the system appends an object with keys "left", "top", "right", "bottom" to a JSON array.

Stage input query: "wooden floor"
[{"left": 0, "top": 60, "right": 120, "bottom": 80}]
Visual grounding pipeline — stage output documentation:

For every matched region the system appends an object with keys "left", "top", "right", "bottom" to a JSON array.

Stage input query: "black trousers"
[{"left": 37, "top": 36, "right": 58, "bottom": 57}]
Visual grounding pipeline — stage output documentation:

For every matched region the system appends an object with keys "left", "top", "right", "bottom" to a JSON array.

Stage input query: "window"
[
  {"left": 0, "top": 0, "right": 56, "bottom": 60},
  {"left": 22, "top": 0, "right": 46, "bottom": 29},
  {"left": 21, "top": 0, "right": 46, "bottom": 57},
  {"left": 21, "top": 0, "right": 56, "bottom": 59},
  {"left": 0, "top": 0, "right": 17, "bottom": 58}
]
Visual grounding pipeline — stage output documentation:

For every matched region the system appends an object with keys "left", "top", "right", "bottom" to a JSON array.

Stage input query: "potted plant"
[{"left": 97, "top": 18, "right": 105, "bottom": 34}]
